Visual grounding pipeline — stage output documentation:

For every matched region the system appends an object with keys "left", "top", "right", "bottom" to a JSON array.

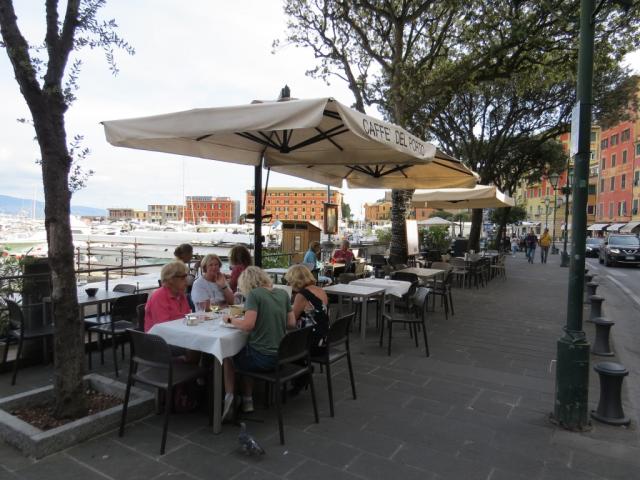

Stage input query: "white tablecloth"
[
  {"left": 149, "top": 317, "right": 248, "bottom": 362},
  {"left": 350, "top": 278, "right": 412, "bottom": 298}
]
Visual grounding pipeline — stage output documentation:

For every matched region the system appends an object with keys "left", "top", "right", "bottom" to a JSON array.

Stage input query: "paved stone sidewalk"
[{"left": 1, "top": 253, "right": 639, "bottom": 479}]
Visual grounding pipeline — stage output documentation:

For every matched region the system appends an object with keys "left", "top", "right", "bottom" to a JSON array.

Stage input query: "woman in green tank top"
[{"left": 222, "top": 266, "right": 296, "bottom": 418}]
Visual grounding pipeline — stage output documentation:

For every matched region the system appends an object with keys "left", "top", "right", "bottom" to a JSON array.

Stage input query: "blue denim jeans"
[
  {"left": 233, "top": 344, "right": 277, "bottom": 372},
  {"left": 526, "top": 246, "right": 536, "bottom": 263}
]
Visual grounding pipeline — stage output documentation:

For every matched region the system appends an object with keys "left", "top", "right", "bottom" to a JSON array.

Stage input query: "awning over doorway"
[
  {"left": 587, "top": 223, "right": 609, "bottom": 231},
  {"left": 620, "top": 221, "right": 640, "bottom": 233},
  {"left": 605, "top": 223, "right": 627, "bottom": 232}
]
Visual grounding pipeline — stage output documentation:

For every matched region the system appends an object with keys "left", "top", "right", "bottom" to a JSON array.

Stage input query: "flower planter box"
[{"left": 0, "top": 373, "right": 154, "bottom": 458}]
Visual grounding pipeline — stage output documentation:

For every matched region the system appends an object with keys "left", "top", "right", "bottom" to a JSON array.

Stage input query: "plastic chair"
[
  {"left": 310, "top": 313, "right": 357, "bottom": 417},
  {"left": 379, "top": 287, "right": 430, "bottom": 357},
  {"left": 135, "top": 304, "right": 146, "bottom": 331},
  {"left": 235, "top": 327, "right": 319, "bottom": 444},
  {"left": 429, "top": 270, "right": 455, "bottom": 319},
  {"left": 88, "top": 292, "right": 148, "bottom": 376},
  {"left": 119, "top": 329, "right": 210, "bottom": 455},
  {"left": 1, "top": 299, "right": 54, "bottom": 385}
]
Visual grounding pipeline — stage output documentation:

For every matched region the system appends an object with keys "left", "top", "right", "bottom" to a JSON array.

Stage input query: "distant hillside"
[{"left": 0, "top": 195, "right": 107, "bottom": 218}]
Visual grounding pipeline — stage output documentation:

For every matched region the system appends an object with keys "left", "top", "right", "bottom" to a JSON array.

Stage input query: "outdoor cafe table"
[
  {"left": 350, "top": 277, "right": 412, "bottom": 299},
  {"left": 149, "top": 316, "right": 249, "bottom": 434},
  {"left": 395, "top": 267, "right": 445, "bottom": 283},
  {"left": 43, "top": 288, "right": 134, "bottom": 323},
  {"left": 323, "top": 283, "right": 385, "bottom": 343},
  {"left": 265, "top": 267, "right": 288, "bottom": 284}
]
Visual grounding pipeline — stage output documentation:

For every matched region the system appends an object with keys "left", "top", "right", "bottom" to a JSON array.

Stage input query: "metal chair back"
[{"left": 277, "top": 326, "right": 313, "bottom": 366}]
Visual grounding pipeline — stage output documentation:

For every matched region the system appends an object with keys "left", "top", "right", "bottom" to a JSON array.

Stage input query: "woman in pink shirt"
[
  {"left": 145, "top": 261, "right": 191, "bottom": 332},
  {"left": 227, "top": 244, "right": 252, "bottom": 293}
]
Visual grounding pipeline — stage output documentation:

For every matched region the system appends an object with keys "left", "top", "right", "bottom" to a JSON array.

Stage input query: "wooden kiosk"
[{"left": 281, "top": 221, "right": 322, "bottom": 260}]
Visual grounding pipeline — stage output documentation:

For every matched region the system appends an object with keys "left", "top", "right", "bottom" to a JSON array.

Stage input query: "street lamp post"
[
  {"left": 560, "top": 169, "right": 573, "bottom": 268},
  {"left": 549, "top": 173, "right": 561, "bottom": 254},
  {"left": 553, "top": 0, "right": 604, "bottom": 431},
  {"left": 544, "top": 197, "right": 551, "bottom": 229}
]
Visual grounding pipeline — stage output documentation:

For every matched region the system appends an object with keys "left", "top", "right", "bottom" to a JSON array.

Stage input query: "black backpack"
[{"left": 298, "top": 288, "right": 329, "bottom": 348}]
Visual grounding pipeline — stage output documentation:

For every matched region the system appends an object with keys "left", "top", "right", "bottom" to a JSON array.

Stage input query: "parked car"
[
  {"left": 585, "top": 237, "right": 602, "bottom": 258},
  {"left": 599, "top": 234, "right": 640, "bottom": 266}
]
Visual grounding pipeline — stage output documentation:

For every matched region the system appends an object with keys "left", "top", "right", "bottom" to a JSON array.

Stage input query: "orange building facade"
[
  {"left": 184, "top": 196, "right": 240, "bottom": 224},
  {"left": 596, "top": 121, "right": 635, "bottom": 223},
  {"left": 246, "top": 187, "right": 342, "bottom": 224}
]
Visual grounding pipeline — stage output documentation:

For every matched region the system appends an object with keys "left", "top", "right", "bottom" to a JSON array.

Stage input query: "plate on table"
[{"left": 219, "top": 319, "right": 240, "bottom": 329}]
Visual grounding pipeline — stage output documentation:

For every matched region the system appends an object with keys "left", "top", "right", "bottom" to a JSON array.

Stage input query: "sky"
[{"left": 1, "top": 1, "right": 639, "bottom": 220}]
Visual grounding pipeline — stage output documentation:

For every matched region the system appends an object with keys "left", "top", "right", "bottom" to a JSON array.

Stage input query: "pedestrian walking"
[
  {"left": 539, "top": 228, "right": 552, "bottom": 264},
  {"left": 524, "top": 229, "right": 538, "bottom": 264},
  {"left": 510, "top": 234, "right": 519, "bottom": 256}
]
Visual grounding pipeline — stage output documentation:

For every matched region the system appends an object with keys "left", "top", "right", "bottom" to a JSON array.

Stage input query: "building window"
[
  {"left": 587, "top": 205, "right": 595, "bottom": 215},
  {"left": 622, "top": 150, "right": 627, "bottom": 164},
  {"left": 611, "top": 154, "right": 616, "bottom": 167},
  {"left": 635, "top": 171, "right": 640, "bottom": 186},
  {"left": 601, "top": 158, "right": 606, "bottom": 170},
  {"left": 611, "top": 134, "right": 619, "bottom": 146},
  {"left": 609, "top": 202, "right": 614, "bottom": 218},
  {"left": 621, "top": 129, "right": 630, "bottom": 142},
  {"left": 636, "top": 143, "right": 640, "bottom": 156},
  {"left": 619, "top": 201, "right": 627, "bottom": 216},
  {"left": 601, "top": 139, "right": 608, "bottom": 149},
  {"left": 634, "top": 199, "right": 639, "bottom": 215},
  {"left": 588, "top": 184, "right": 596, "bottom": 195},
  {"left": 600, "top": 179, "right": 605, "bottom": 193},
  {"left": 610, "top": 177, "right": 615, "bottom": 191},
  {"left": 621, "top": 174, "right": 626, "bottom": 189},
  {"left": 590, "top": 131, "right": 596, "bottom": 142}
]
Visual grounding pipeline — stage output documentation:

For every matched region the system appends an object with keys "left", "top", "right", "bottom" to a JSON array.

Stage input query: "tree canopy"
[{"left": 279, "top": 0, "right": 640, "bottom": 258}]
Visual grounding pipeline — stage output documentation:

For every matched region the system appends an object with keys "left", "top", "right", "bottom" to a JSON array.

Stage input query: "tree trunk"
[
  {"left": 33, "top": 106, "right": 86, "bottom": 419},
  {"left": 389, "top": 189, "right": 413, "bottom": 263},
  {"left": 495, "top": 207, "right": 511, "bottom": 250},
  {"left": 468, "top": 208, "right": 483, "bottom": 251}
]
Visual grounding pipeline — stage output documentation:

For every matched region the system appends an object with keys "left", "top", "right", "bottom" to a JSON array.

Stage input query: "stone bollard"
[
  {"left": 589, "top": 295, "right": 604, "bottom": 322},
  {"left": 591, "top": 362, "right": 630, "bottom": 425},
  {"left": 592, "top": 318, "right": 615, "bottom": 356},
  {"left": 585, "top": 282, "right": 599, "bottom": 304},
  {"left": 585, "top": 273, "right": 595, "bottom": 284}
]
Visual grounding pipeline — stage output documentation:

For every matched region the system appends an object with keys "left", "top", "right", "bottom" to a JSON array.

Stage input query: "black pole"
[
  {"left": 561, "top": 170, "right": 572, "bottom": 267},
  {"left": 553, "top": 0, "right": 593, "bottom": 430},
  {"left": 552, "top": 188, "right": 559, "bottom": 254},
  {"left": 254, "top": 160, "right": 263, "bottom": 267}
]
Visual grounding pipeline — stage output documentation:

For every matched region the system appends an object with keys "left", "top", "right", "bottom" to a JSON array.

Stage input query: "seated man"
[{"left": 331, "top": 239, "right": 355, "bottom": 276}]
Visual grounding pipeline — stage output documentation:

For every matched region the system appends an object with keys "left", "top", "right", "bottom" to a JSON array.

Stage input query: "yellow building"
[
  {"left": 516, "top": 126, "right": 600, "bottom": 239},
  {"left": 364, "top": 201, "right": 391, "bottom": 224}
]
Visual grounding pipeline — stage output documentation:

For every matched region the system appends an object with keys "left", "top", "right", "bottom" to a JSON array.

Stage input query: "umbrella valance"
[
  {"left": 103, "top": 97, "right": 436, "bottom": 168},
  {"left": 271, "top": 149, "right": 477, "bottom": 189},
  {"left": 411, "top": 185, "right": 514, "bottom": 209}
]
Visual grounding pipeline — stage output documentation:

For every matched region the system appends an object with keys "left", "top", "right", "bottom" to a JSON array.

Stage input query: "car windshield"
[
  {"left": 608, "top": 236, "right": 640, "bottom": 246},
  {"left": 586, "top": 238, "right": 600, "bottom": 245}
]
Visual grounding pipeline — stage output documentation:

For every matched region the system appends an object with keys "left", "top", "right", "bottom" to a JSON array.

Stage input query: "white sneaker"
[
  {"left": 242, "top": 396, "right": 254, "bottom": 413},
  {"left": 222, "top": 394, "right": 234, "bottom": 421}
]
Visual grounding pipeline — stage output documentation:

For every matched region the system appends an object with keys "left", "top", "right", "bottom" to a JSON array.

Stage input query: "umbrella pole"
[{"left": 254, "top": 161, "right": 263, "bottom": 267}]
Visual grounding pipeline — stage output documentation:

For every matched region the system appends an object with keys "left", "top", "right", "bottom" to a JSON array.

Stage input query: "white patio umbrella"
[
  {"left": 417, "top": 216, "right": 453, "bottom": 226},
  {"left": 411, "top": 185, "right": 515, "bottom": 209},
  {"left": 102, "top": 94, "right": 478, "bottom": 263}
]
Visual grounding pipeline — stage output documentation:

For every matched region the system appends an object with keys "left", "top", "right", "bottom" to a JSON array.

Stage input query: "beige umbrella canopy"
[
  {"left": 411, "top": 185, "right": 515, "bottom": 209},
  {"left": 417, "top": 216, "right": 453, "bottom": 226},
  {"left": 103, "top": 97, "right": 478, "bottom": 188},
  {"left": 102, "top": 94, "right": 479, "bottom": 262}
]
